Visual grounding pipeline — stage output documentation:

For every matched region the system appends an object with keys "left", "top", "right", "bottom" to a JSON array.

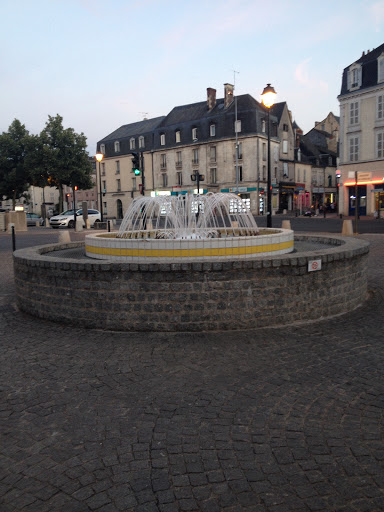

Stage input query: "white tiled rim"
[{"left": 85, "top": 228, "right": 294, "bottom": 262}]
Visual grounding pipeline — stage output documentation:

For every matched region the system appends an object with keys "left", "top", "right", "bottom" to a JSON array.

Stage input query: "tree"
[
  {"left": 0, "top": 120, "right": 31, "bottom": 210},
  {"left": 32, "top": 115, "right": 93, "bottom": 213}
]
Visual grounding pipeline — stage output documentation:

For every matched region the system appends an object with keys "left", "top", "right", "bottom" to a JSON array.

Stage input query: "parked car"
[
  {"left": 49, "top": 209, "right": 101, "bottom": 229},
  {"left": 26, "top": 212, "right": 44, "bottom": 226}
]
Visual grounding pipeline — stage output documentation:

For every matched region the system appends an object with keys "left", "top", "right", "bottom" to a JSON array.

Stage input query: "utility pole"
[
  {"left": 233, "top": 69, "right": 240, "bottom": 194},
  {"left": 140, "top": 151, "right": 145, "bottom": 195}
]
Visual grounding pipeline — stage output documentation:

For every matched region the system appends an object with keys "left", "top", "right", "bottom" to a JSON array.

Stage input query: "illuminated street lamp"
[
  {"left": 95, "top": 152, "right": 104, "bottom": 222},
  {"left": 261, "top": 83, "right": 277, "bottom": 228}
]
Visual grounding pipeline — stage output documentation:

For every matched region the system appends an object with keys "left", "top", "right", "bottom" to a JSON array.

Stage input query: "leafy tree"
[
  {"left": 31, "top": 115, "right": 93, "bottom": 213},
  {"left": 0, "top": 120, "right": 31, "bottom": 209}
]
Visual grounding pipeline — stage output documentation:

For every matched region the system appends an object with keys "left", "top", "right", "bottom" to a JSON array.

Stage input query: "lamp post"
[
  {"left": 95, "top": 152, "right": 104, "bottom": 222},
  {"left": 261, "top": 84, "right": 277, "bottom": 228}
]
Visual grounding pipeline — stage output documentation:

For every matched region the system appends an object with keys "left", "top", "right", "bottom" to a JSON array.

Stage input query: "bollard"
[
  {"left": 75, "top": 219, "right": 83, "bottom": 232},
  {"left": 340, "top": 214, "right": 343, "bottom": 219},
  {"left": 341, "top": 219, "right": 353, "bottom": 236},
  {"left": 58, "top": 231, "right": 71, "bottom": 244},
  {"left": 12, "top": 225, "right": 16, "bottom": 251},
  {"left": 108, "top": 220, "right": 111, "bottom": 232},
  {"left": 281, "top": 220, "right": 291, "bottom": 230}
]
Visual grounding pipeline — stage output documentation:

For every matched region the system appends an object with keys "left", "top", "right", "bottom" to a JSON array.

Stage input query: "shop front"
[
  {"left": 373, "top": 184, "right": 384, "bottom": 218},
  {"left": 279, "top": 183, "right": 296, "bottom": 212},
  {"left": 293, "top": 184, "right": 310, "bottom": 213}
]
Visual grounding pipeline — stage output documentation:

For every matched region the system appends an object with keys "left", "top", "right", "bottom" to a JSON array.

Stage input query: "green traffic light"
[{"left": 134, "top": 169, "right": 141, "bottom": 176}]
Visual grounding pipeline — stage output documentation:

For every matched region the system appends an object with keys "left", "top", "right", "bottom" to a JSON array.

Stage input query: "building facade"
[
  {"left": 96, "top": 85, "right": 281, "bottom": 218},
  {"left": 338, "top": 44, "right": 384, "bottom": 217}
]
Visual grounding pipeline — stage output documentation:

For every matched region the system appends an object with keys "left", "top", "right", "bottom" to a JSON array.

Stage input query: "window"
[
  {"left": 175, "top": 130, "right": 181, "bottom": 143},
  {"left": 261, "top": 119, "right": 266, "bottom": 133},
  {"left": 101, "top": 162, "right": 105, "bottom": 175},
  {"left": 102, "top": 180, "right": 106, "bottom": 193},
  {"left": 349, "top": 136, "right": 359, "bottom": 161},
  {"left": 192, "top": 127, "right": 197, "bottom": 140},
  {"left": 350, "top": 101, "right": 359, "bottom": 125},
  {"left": 210, "top": 146, "right": 216, "bottom": 162},
  {"left": 274, "top": 167, "right": 278, "bottom": 179},
  {"left": 237, "top": 142, "right": 242, "bottom": 159},
  {"left": 348, "top": 64, "right": 361, "bottom": 89},
  {"left": 274, "top": 147, "right": 279, "bottom": 162},
  {"left": 328, "top": 175, "right": 332, "bottom": 187},
  {"left": 297, "top": 168, "right": 301, "bottom": 182},
  {"left": 132, "top": 177, "right": 136, "bottom": 191},
  {"left": 100, "top": 144, "right": 105, "bottom": 154},
  {"left": 160, "top": 154, "right": 166, "bottom": 169},
  {"left": 304, "top": 169, "right": 306, "bottom": 182},
  {"left": 262, "top": 143, "right": 266, "bottom": 161},
  {"left": 379, "top": 55, "right": 384, "bottom": 83},
  {"left": 210, "top": 124, "right": 216, "bottom": 137},
  {"left": 283, "top": 162, "right": 288, "bottom": 177},
  {"left": 235, "top": 165, "right": 243, "bottom": 181},
  {"left": 210, "top": 168, "right": 217, "bottom": 184},
  {"left": 176, "top": 151, "right": 182, "bottom": 166},
  {"left": 177, "top": 172, "right": 182, "bottom": 186},
  {"left": 283, "top": 124, "right": 288, "bottom": 132},
  {"left": 116, "top": 179, "right": 121, "bottom": 192},
  {"left": 378, "top": 95, "right": 384, "bottom": 119},
  {"left": 114, "top": 141, "right": 120, "bottom": 152},
  {"left": 130, "top": 138, "right": 135, "bottom": 150},
  {"left": 262, "top": 165, "right": 266, "bottom": 180},
  {"left": 115, "top": 160, "right": 120, "bottom": 174},
  {"left": 160, "top": 133, "right": 165, "bottom": 146},
  {"left": 162, "top": 174, "right": 168, "bottom": 187},
  {"left": 377, "top": 131, "right": 384, "bottom": 158},
  {"left": 139, "top": 136, "right": 145, "bottom": 148},
  {"left": 192, "top": 148, "right": 199, "bottom": 164},
  {"left": 283, "top": 140, "right": 288, "bottom": 154},
  {"left": 235, "top": 120, "right": 241, "bottom": 133}
]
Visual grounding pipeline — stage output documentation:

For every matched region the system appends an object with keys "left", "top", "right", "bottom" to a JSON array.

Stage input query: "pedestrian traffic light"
[{"left": 131, "top": 153, "right": 140, "bottom": 175}]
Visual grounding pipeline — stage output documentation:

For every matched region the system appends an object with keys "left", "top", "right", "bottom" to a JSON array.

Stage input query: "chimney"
[
  {"left": 207, "top": 88, "right": 216, "bottom": 110},
  {"left": 362, "top": 51, "right": 365, "bottom": 57},
  {"left": 224, "top": 83, "right": 234, "bottom": 108}
]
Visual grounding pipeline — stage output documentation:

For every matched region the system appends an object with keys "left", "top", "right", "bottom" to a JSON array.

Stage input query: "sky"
[{"left": 1, "top": 0, "right": 384, "bottom": 153}]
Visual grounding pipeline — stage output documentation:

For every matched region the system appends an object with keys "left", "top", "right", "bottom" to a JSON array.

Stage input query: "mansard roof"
[
  {"left": 270, "top": 102, "right": 287, "bottom": 123},
  {"left": 340, "top": 42, "right": 384, "bottom": 95}
]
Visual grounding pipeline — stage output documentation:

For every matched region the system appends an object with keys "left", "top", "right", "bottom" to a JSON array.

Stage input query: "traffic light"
[
  {"left": 66, "top": 193, "right": 70, "bottom": 199},
  {"left": 131, "top": 153, "right": 140, "bottom": 175},
  {"left": 74, "top": 186, "right": 78, "bottom": 191}
]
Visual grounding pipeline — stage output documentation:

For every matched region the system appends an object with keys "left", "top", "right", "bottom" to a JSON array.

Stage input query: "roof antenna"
[{"left": 139, "top": 112, "right": 149, "bottom": 120}]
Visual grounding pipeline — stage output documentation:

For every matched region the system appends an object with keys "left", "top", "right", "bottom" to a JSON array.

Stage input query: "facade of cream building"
[
  {"left": 338, "top": 44, "right": 384, "bottom": 217},
  {"left": 97, "top": 86, "right": 281, "bottom": 219}
]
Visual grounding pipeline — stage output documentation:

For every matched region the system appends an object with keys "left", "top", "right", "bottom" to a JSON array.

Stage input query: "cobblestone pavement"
[{"left": 0, "top": 231, "right": 384, "bottom": 512}]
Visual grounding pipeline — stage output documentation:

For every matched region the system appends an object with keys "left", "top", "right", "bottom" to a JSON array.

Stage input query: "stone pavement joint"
[{"left": 0, "top": 232, "right": 384, "bottom": 511}]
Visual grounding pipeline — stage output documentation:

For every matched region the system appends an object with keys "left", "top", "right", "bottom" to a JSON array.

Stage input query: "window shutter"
[
  {"left": 358, "top": 67, "right": 362, "bottom": 87},
  {"left": 347, "top": 69, "right": 351, "bottom": 90}
]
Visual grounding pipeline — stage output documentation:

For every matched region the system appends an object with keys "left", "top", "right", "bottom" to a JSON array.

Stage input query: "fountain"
[
  {"left": 85, "top": 193, "right": 294, "bottom": 261},
  {"left": 13, "top": 192, "right": 369, "bottom": 332}
]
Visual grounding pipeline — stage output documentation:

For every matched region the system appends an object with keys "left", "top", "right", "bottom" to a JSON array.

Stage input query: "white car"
[{"left": 49, "top": 209, "right": 101, "bottom": 229}]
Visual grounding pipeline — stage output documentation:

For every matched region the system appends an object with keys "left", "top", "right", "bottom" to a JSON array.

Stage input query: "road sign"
[{"left": 308, "top": 259, "right": 322, "bottom": 272}]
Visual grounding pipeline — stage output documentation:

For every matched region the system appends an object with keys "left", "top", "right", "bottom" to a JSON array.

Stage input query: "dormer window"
[
  {"left": 210, "top": 124, "right": 216, "bottom": 137},
  {"left": 261, "top": 120, "right": 266, "bottom": 133},
  {"left": 100, "top": 144, "right": 105, "bottom": 154},
  {"left": 160, "top": 133, "right": 165, "bottom": 146},
  {"left": 348, "top": 63, "right": 362, "bottom": 90},
  {"left": 114, "top": 141, "right": 120, "bottom": 152},
  {"left": 192, "top": 127, "right": 197, "bottom": 141},
  {"left": 378, "top": 54, "right": 384, "bottom": 83},
  {"left": 129, "top": 138, "right": 135, "bottom": 150},
  {"left": 175, "top": 130, "right": 181, "bottom": 143},
  {"left": 235, "top": 120, "right": 241, "bottom": 133},
  {"left": 139, "top": 136, "right": 145, "bottom": 148}
]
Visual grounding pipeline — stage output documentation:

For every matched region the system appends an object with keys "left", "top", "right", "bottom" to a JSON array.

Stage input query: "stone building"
[
  {"left": 96, "top": 85, "right": 280, "bottom": 218},
  {"left": 338, "top": 43, "right": 384, "bottom": 217}
]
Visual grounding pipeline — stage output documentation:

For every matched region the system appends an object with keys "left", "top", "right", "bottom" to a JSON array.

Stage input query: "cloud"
[{"left": 295, "top": 58, "right": 328, "bottom": 93}]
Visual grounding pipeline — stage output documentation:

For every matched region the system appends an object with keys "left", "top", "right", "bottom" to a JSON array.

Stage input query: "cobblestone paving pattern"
[{"left": 0, "top": 232, "right": 383, "bottom": 511}]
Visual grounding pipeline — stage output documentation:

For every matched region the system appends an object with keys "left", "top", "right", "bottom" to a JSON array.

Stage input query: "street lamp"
[
  {"left": 261, "top": 83, "right": 277, "bottom": 228},
  {"left": 95, "top": 152, "right": 104, "bottom": 222}
]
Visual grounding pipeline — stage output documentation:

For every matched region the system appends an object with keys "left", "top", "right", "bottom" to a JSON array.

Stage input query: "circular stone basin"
[
  {"left": 13, "top": 234, "right": 369, "bottom": 332},
  {"left": 84, "top": 228, "right": 294, "bottom": 262}
]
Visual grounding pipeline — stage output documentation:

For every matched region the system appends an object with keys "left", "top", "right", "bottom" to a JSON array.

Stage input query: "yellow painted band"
[{"left": 85, "top": 240, "right": 293, "bottom": 257}]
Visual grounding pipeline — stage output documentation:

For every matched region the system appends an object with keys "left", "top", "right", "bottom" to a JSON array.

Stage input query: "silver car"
[{"left": 26, "top": 213, "right": 44, "bottom": 226}]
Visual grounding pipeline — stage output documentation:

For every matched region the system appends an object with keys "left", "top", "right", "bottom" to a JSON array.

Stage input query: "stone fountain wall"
[{"left": 13, "top": 235, "right": 369, "bottom": 332}]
